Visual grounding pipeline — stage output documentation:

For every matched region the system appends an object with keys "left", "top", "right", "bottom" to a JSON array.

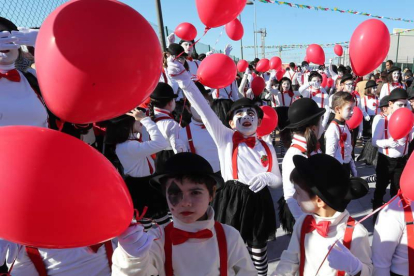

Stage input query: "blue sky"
[{"left": 121, "top": 0, "right": 414, "bottom": 64}]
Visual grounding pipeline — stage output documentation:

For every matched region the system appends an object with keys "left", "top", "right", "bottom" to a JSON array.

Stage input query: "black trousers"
[
  {"left": 342, "top": 162, "right": 351, "bottom": 176},
  {"left": 373, "top": 153, "right": 407, "bottom": 207}
]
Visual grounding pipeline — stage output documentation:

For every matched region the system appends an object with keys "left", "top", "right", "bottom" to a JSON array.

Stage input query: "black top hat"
[
  {"left": 150, "top": 152, "right": 224, "bottom": 189},
  {"left": 166, "top": 43, "right": 188, "bottom": 57},
  {"left": 0, "top": 17, "right": 17, "bottom": 32},
  {"left": 365, "top": 80, "right": 377, "bottom": 89},
  {"left": 275, "top": 106, "right": 289, "bottom": 130},
  {"left": 388, "top": 88, "right": 408, "bottom": 102},
  {"left": 283, "top": 98, "right": 326, "bottom": 130},
  {"left": 408, "top": 87, "right": 414, "bottom": 100},
  {"left": 340, "top": 74, "right": 353, "bottom": 84},
  {"left": 388, "top": 66, "right": 401, "bottom": 74},
  {"left": 293, "top": 154, "right": 369, "bottom": 212},
  {"left": 379, "top": 95, "right": 390, "bottom": 108},
  {"left": 150, "top": 82, "right": 178, "bottom": 100},
  {"left": 225, "top": 98, "right": 264, "bottom": 122}
]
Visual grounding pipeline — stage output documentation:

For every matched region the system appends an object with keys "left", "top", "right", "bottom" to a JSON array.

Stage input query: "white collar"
[
  {"left": 292, "top": 134, "right": 307, "bottom": 150},
  {"left": 154, "top": 107, "right": 172, "bottom": 116},
  {"left": 172, "top": 206, "right": 215, "bottom": 232},
  {"left": 0, "top": 63, "right": 16, "bottom": 74}
]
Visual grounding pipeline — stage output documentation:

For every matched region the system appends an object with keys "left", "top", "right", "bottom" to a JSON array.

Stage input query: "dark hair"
[
  {"left": 301, "top": 61, "right": 309, "bottom": 67},
  {"left": 338, "top": 65, "right": 346, "bottom": 74},
  {"left": 198, "top": 53, "right": 206, "bottom": 61},
  {"left": 148, "top": 98, "right": 174, "bottom": 121},
  {"left": 365, "top": 87, "right": 375, "bottom": 96},
  {"left": 387, "top": 69, "right": 402, "bottom": 84},
  {"left": 331, "top": 64, "right": 338, "bottom": 74},
  {"left": 308, "top": 71, "right": 322, "bottom": 82},
  {"left": 104, "top": 117, "right": 135, "bottom": 145},
  {"left": 404, "top": 70, "right": 413, "bottom": 78},
  {"left": 278, "top": 77, "right": 292, "bottom": 91},
  {"left": 332, "top": 91, "right": 355, "bottom": 110},
  {"left": 289, "top": 62, "right": 295, "bottom": 68},
  {"left": 290, "top": 168, "right": 316, "bottom": 199},
  {"left": 291, "top": 115, "right": 321, "bottom": 154},
  {"left": 159, "top": 174, "right": 216, "bottom": 196},
  {"left": 386, "top": 60, "right": 394, "bottom": 66}
]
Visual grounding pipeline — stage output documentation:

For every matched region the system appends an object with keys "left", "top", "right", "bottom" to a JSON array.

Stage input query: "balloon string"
[
  {"left": 313, "top": 191, "right": 401, "bottom": 276},
  {"left": 174, "top": 27, "right": 211, "bottom": 61},
  {"left": 211, "top": 26, "right": 225, "bottom": 52}
]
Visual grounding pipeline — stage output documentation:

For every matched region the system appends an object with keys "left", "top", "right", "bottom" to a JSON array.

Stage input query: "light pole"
[
  {"left": 155, "top": 0, "right": 166, "bottom": 51},
  {"left": 253, "top": 0, "right": 257, "bottom": 58},
  {"left": 243, "top": 1, "right": 254, "bottom": 60}
]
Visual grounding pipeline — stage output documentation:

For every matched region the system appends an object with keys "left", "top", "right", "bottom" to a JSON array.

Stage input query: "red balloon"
[
  {"left": 321, "top": 73, "right": 328, "bottom": 87},
  {"left": 252, "top": 72, "right": 257, "bottom": 78},
  {"left": 256, "top": 59, "right": 270, "bottom": 72},
  {"left": 276, "top": 69, "right": 285, "bottom": 81},
  {"left": 35, "top": 0, "right": 162, "bottom": 124},
  {"left": 269, "top": 57, "right": 282, "bottom": 70},
  {"left": 237, "top": 59, "right": 249, "bottom": 72},
  {"left": 346, "top": 107, "right": 363, "bottom": 130},
  {"left": 306, "top": 44, "right": 325, "bottom": 65},
  {"left": 350, "top": 19, "right": 390, "bottom": 76},
  {"left": 225, "top": 18, "right": 244, "bottom": 41},
  {"left": 304, "top": 56, "right": 310, "bottom": 63},
  {"left": 401, "top": 152, "right": 414, "bottom": 200},
  {"left": 251, "top": 77, "right": 266, "bottom": 97},
  {"left": 257, "top": 106, "right": 279, "bottom": 137},
  {"left": 327, "top": 78, "right": 334, "bottom": 88},
  {"left": 197, "top": 54, "right": 236, "bottom": 89},
  {"left": 0, "top": 126, "right": 132, "bottom": 248},
  {"left": 175, "top": 22, "right": 197, "bottom": 41},
  {"left": 334, "top": 44, "right": 343, "bottom": 57},
  {"left": 389, "top": 108, "right": 414, "bottom": 140},
  {"left": 196, "top": 0, "right": 246, "bottom": 28}
]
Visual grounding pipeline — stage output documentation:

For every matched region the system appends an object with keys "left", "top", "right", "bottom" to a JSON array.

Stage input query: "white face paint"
[
  {"left": 344, "top": 81, "right": 354, "bottom": 93},
  {"left": 311, "top": 77, "right": 322, "bottom": 89},
  {"left": 0, "top": 48, "right": 19, "bottom": 65},
  {"left": 181, "top": 41, "right": 193, "bottom": 55},
  {"left": 281, "top": 80, "right": 290, "bottom": 91},
  {"left": 392, "top": 71, "right": 400, "bottom": 82},
  {"left": 302, "top": 65, "right": 309, "bottom": 72},
  {"left": 293, "top": 184, "right": 317, "bottom": 213},
  {"left": 232, "top": 107, "right": 258, "bottom": 136},
  {"left": 340, "top": 102, "right": 355, "bottom": 120},
  {"left": 391, "top": 99, "right": 407, "bottom": 113}
]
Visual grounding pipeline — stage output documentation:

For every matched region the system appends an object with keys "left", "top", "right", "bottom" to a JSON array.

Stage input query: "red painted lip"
[
  {"left": 242, "top": 122, "right": 251, "bottom": 127},
  {"left": 180, "top": 212, "right": 194, "bottom": 216}
]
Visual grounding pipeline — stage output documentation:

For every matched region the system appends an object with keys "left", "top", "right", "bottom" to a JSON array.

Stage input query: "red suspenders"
[
  {"left": 185, "top": 125, "right": 196, "bottom": 154},
  {"left": 399, "top": 194, "right": 414, "bottom": 276},
  {"left": 331, "top": 121, "right": 348, "bottom": 160}
]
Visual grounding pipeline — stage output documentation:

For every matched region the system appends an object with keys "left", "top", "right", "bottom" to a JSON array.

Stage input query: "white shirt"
[
  {"left": 284, "top": 70, "right": 299, "bottom": 85},
  {"left": 212, "top": 80, "right": 239, "bottom": 101},
  {"left": 187, "top": 59, "right": 200, "bottom": 80},
  {"left": 360, "top": 95, "right": 380, "bottom": 117},
  {"left": 379, "top": 82, "right": 406, "bottom": 100},
  {"left": 0, "top": 70, "right": 48, "bottom": 128},
  {"left": 299, "top": 87, "right": 330, "bottom": 129},
  {"left": 153, "top": 108, "right": 184, "bottom": 153},
  {"left": 179, "top": 76, "right": 282, "bottom": 184},
  {"left": 273, "top": 210, "right": 373, "bottom": 276},
  {"left": 325, "top": 120, "right": 352, "bottom": 164},
  {"left": 8, "top": 241, "right": 117, "bottom": 276},
  {"left": 116, "top": 118, "right": 169, "bottom": 177},
  {"left": 179, "top": 121, "right": 220, "bottom": 173},
  {"left": 112, "top": 207, "right": 257, "bottom": 276},
  {"left": 372, "top": 112, "right": 414, "bottom": 158},
  {"left": 372, "top": 197, "right": 413, "bottom": 276}
]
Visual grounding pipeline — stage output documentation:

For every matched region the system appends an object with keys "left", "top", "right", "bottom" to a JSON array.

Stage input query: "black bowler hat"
[
  {"left": 365, "top": 80, "right": 377, "bottom": 89},
  {"left": 150, "top": 82, "right": 178, "bottom": 100},
  {"left": 150, "top": 152, "right": 224, "bottom": 189},
  {"left": 166, "top": 43, "right": 187, "bottom": 57},
  {"left": 275, "top": 106, "right": 289, "bottom": 130},
  {"left": 0, "top": 17, "right": 18, "bottom": 32},
  {"left": 388, "top": 88, "right": 408, "bottom": 102},
  {"left": 293, "top": 154, "right": 369, "bottom": 212},
  {"left": 408, "top": 87, "right": 414, "bottom": 100},
  {"left": 225, "top": 98, "right": 264, "bottom": 122},
  {"left": 379, "top": 95, "right": 390, "bottom": 108},
  {"left": 340, "top": 74, "right": 353, "bottom": 84},
  {"left": 388, "top": 66, "right": 401, "bottom": 74},
  {"left": 283, "top": 98, "right": 326, "bottom": 130}
]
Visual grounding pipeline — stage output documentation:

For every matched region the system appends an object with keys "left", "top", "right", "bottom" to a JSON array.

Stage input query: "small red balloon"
[
  {"left": 257, "top": 106, "right": 279, "bottom": 137},
  {"left": 346, "top": 107, "right": 363, "bottom": 130},
  {"left": 251, "top": 77, "right": 266, "bottom": 96},
  {"left": 306, "top": 44, "right": 325, "bottom": 65},
  {"left": 276, "top": 69, "right": 285, "bottom": 81},
  {"left": 401, "top": 152, "right": 414, "bottom": 201},
  {"left": 196, "top": 0, "right": 246, "bottom": 28},
  {"left": 270, "top": 57, "right": 282, "bottom": 70},
  {"left": 389, "top": 108, "right": 414, "bottom": 140},
  {"left": 175, "top": 22, "right": 197, "bottom": 41},
  {"left": 237, "top": 59, "right": 249, "bottom": 72},
  {"left": 334, "top": 44, "right": 343, "bottom": 57},
  {"left": 327, "top": 78, "right": 334, "bottom": 88},
  {"left": 0, "top": 126, "right": 133, "bottom": 248},
  {"left": 197, "top": 54, "right": 236, "bottom": 89},
  {"left": 225, "top": 18, "right": 244, "bottom": 41},
  {"left": 256, "top": 59, "right": 270, "bottom": 72},
  {"left": 321, "top": 73, "right": 328, "bottom": 87}
]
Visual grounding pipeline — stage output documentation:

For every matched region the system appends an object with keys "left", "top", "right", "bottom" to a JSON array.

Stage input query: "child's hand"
[
  {"left": 327, "top": 241, "right": 362, "bottom": 275},
  {"left": 118, "top": 225, "right": 155, "bottom": 257},
  {"left": 11, "top": 27, "right": 38, "bottom": 47},
  {"left": 0, "top": 31, "right": 20, "bottom": 51},
  {"left": 167, "top": 56, "right": 187, "bottom": 79},
  {"left": 126, "top": 109, "right": 146, "bottom": 121}
]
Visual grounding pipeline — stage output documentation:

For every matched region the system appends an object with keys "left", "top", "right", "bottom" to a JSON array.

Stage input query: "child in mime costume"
[{"left": 167, "top": 57, "right": 282, "bottom": 276}]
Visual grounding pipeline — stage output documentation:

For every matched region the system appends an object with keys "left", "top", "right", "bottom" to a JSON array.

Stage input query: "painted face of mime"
[{"left": 232, "top": 107, "right": 259, "bottom": 136}]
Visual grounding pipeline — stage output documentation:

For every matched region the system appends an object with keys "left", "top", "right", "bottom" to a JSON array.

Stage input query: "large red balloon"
[
  {"left": 276, "top": 69, "right": 285, "bottom": 81},
  {"left": 349, "top": 19, "right": 390, "bottom": 76},
  {"left": 304, "top": 56, "right": 310, "bottom": 63},
  {"left": 334, "top": 44, "right": 343, "bottom": 57},
  {"left": 0, "top": 126, "right": 133, "bottom": 248},
  {"left": 237, "top": 59, "right": 249, "bottom": 72},
  {"left": 306, "top": 44, "right": 325, "bottom": 65},
  {"left": 175, "top": 22, "right": 197, "bottom": 41},
  {"left": 389, "top": 108, "right": 414, "bottom": 140},
  {"left": 197, "top": 54, "right": 236, "bottom": 89},
  {"left": 257, "top": 106, "right": 279, "bottom": 137},
  {"left": 251, "top": 77, "right": 266, "bottom": 96},
  {"left": 225, "top": 18, "right": 244, "bottom": 41},
  {"left": 346, "top": 107, "right": 363, "bottom": 130},
  {"left": 256, "top": 59, "right": 270, "bottom": 72},
  {"left": 35, "top": 0, "right": 162, "bottom": 124},
  {"left": 196, "top": 0, "right": 246, "bottom": 28},
  {"left": 269, "top": 57, "right": 282, "bottom": 70},
  {"left": 401, "top": 153, "right": 414, "bottom": 201}
]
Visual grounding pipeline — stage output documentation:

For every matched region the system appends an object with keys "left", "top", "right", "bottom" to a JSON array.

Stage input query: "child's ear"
[
  {"left": 229, "top": 120, "right": 235, "bottom": 129},
  {"left": 210, "top": 186, "right": 217, "bottom": 202},
  {"left": 315, "top": 195, "right": 326, "bottom": 208}
]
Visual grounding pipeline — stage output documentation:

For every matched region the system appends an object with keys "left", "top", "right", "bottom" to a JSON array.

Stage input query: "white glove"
[
  {"left": 248, "top": 172, "right": 281, "bottom": 193},
  {"left": 397, "top": 137, "right": 407, "bottom": 147},
  {"left": 364, "top": 114, "right": 370, "bottom": 121},
  {"left": 11, "top": 28, "right": 38, "bottom": 47},
  {"left": 0, "top": 31, "right": 20, "bottom": 51},
  {"left": 118, "top": 224, "right": 155, "bottom": 258},
  {"left": 0, "top": 239, "right": 20, "bottom": 264},
  {"left": 167, "top": 33, "right": 175, "bottom": 46},
  {"left": 350, "top": 159, "right": 358, "bottom": 177},
  {"left": 167, "top": 56, "right": 189, "bottom": 81},
  {"left": 172, "top": 138, "right": 187, "bottom": 153},
  {"left": 206, "top": 50, "right": 214, "bottom": 56},
  {"left": 224, "top": 44, "right": 233, "bottom": 56},
  {"left": 327, "top": 241, "right": 363, "bottom": 275},
  {"left": 384, "top": 138, "right": 399, "bottom": 148}
]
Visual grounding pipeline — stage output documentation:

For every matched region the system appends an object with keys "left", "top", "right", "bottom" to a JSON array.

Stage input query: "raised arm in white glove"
[
  {"left": 248, "top": 172, "right": 282, "bottom": 193},
  {"left": 364, "top": 114, "right": 371, "bottom": 121},
  {"left": 0, "top": 239, "right": 20, "bottom": 265},
  {"left": 11, "top": 28, "right": 38, "bottom": 47},
  {"left": 224, "top": 44, "right": 233, "bottom": 56},
  {"left": 327, "top": 241, "right": 363, "bottom": 276},
  {"left": 0, "top": 31, "right": 19, "bottom": 51},
  {"left": 167, "top": 33, "right": 175, "bottom": 46},
  {"left": 118, "top": 224, "right": 156, "bottom": 258}
]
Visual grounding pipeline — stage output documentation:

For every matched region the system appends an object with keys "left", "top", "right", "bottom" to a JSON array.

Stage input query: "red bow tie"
[
  {"left": 367, "top": 95, "right": 376, "bottom": 100},
  {"left": 170, "top": 227, "right": 213, "bottom": 245},
  {"left": 283, "top": 90, "right": 294, "bottom": 97},
  {"left": 187, "top": 57, "right": 193, "bottom": 61},
  {"left": 233, "top": 131, "right": 256, "bottom": 148},
  {"left": 311, "top": 90, "right": 321, "bottom": 97},
  {"left": 392, "top": 82, "right": 401, "bottom": 86},
  {"left": 0, "top": 69, "right": 20, "bottom": 82},
  {"left": 303, "top": 216, "right": 331, "bottom": 238}
]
